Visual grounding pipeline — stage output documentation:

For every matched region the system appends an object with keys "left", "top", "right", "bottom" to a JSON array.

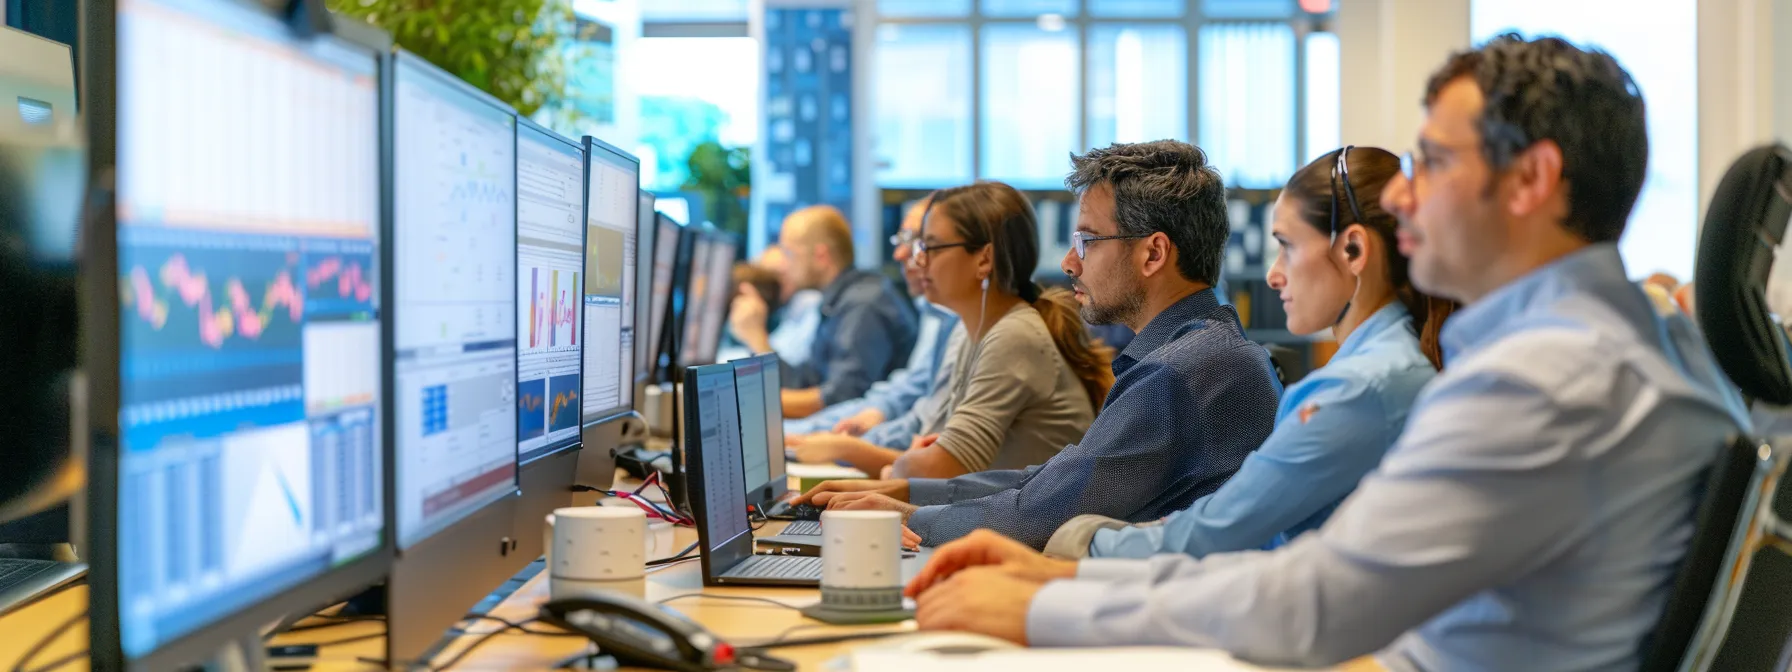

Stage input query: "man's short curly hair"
[{"left": 1425, "top": 33, "right": 1648, "bottom": 244}]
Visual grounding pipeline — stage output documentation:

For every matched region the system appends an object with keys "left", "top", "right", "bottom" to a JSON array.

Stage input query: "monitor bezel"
[
  {"left": 690, "top": 229, "right": 740, "bottom": 368},
  {"left": 514, "top": 117, "right": 586, "bottom": 466},
  {"left": 682, "top": 363, "right": 755, "bottom": 585},
  {"left": 649, "top": 213, "right": 689, "bottom": 385},
  {"left": 633, "top": 190, "right": 657, "bottom": 388},
  {"left": 82, "top": 2, "right": 396, "bottom": 668}
]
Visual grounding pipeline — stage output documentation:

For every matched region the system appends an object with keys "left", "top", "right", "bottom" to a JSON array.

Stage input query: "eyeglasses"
[
  {"left": 890, "top": 229, "right": 920, "bottom": 249},
  {"left": 910, "top": 239, "right": 979, "bottom": 266},
  {"left": 1331, "top": 145, "right": 1367, "bottom": 242},
  {"left": 1070, "top": 230, "right": 1148, "bottom": 259}
]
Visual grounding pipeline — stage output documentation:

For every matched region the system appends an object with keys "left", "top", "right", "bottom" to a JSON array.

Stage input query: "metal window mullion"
[
  {"left": 1292, "top": 16, "right": 1308, "bottom": 168},
  {"left": 1187, "top": 0, "right": 1202, "bottom": 145},
  {"left": 970, "top": 11, "right": 983, "bottom": 180},
  {"left": 1076, "top": 19, "right": 1089, "bottom": 153}
]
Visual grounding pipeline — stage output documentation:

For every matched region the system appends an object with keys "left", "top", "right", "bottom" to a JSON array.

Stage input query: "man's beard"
[{"left": 1078, "top": 267, "right": 1145, "bottom": 326}]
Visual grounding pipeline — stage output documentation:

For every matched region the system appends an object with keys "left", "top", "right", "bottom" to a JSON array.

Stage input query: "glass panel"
[
  {"left": 982, "top": 0, "right": 1080, "bottom": 17},
  {"left": 1471, "top": 0, "right": 1697, "bottom": 281},
  {"left": 641, "top": 0, "right": 749, "bottom": 21},
  {"left": 1304, "top": 31, "right": 1340, "bottom": 162},
  {"left": 630, "top": 37, "right": 760, "bottom": 192},
  {"left": 1089, "top": 0, "right": 1182, "bottom": 17},
  {"left": 1201, "top": 0, "right": 1293, "bottom": 19},
  {"left": 1088, "top": 24, "right": 1187, "bottom": 148},
  {"left": 874, "top": 24, "right": 974, "bottom": 188},
  {"left": 1197, "top": 23, "right": 1295, "bottom": 188},
  {"left": 980, "top": 24, "right": 1081, "bottom": 189},
  {"left": 878, "top": 0, "right": 973, "bottom": 17}
]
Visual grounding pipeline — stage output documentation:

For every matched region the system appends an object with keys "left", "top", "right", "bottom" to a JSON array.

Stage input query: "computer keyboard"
[
  {"left": 726, "top": 555, "right": 821, "bottom": 580},
  {"left": 781, "top": 520, "right": 822, "bottom": 536},
  {"left": 780, "top": 503, "right": 824, "bottom": 522}
]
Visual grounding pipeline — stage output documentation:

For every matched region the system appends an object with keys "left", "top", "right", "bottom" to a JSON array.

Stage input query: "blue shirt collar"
[
  {"left": 1120, "top": 287, "right": 1222, "bottom": 364},
  {"left": 1334, "top": 302, "right": 1412, "bottom": 361},
  {"left": 1441, "top": 243, "right": 1629, "bottom": 361}
]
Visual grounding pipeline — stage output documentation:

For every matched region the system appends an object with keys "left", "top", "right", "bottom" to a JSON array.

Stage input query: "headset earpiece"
[{"left": 1345, "top": 242, "right": 1361, "bottom": 260}]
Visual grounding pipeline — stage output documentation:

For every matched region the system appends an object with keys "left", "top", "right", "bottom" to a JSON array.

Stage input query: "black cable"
[
  {"left": 9, "top": 610, "right": 85, "bottom": 672},
  {"left": 645, "top": 540, "right": 700, "bottom": 567},
  {"left": 310, "top": 631, "right": 387, "bottom": 648},
  {"left": 654, "top": 594, "right": 800, "bottom": 611},
  {"left": 645, "top": 556, "right": 701, "bottom": 573},
  {"left": 430, "top": 617, "right": 565, "bottom": 671},
  {"left": 16, "top": 649, "right": 85, "bottom": 672}
]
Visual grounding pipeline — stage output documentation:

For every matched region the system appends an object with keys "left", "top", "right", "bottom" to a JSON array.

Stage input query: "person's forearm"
[
  {"left": 741, "top": 331, "right": 772, "bottom": 354},
  {"left": 782, "top": 388, "right": 826, "bottom": 418},
  {"left": 891, "top": 444, "right": 972, "bottom": 480},
  {"left": 835, "top": 440, "right": 902, "bottom": 475}
]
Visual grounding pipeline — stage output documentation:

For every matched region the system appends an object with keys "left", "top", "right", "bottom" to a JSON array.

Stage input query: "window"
[
  {"left": 880, "top": 0, "right": 972, "bottom": 17},
  {"left": 982, "top": 0, "right": 1079, "bottom": 17},
  {"left": 1088, "top": 0, "right": 1182, "bottom": 18},
  {"left": 1471, "top": 0, "right": 1697, "bottom": 281},
  {"left": 629, "top": 37, "right": 760, "bottom": 192},
  {"left": 641, "top": 0, "right": 749, "bottom": 22},
  {"left": 1198, "top": 22, "right": 1295, "bottom": 187},
  {"left": 874, "top": 24, "right": 974, "bottom": 187},
  {"left": 1304, "top": 31, "right": 1340, "bottom": 162},
  {"left": 1201, "top": 0, "right": 1293, "bottom": 19},
  {"left": 1088, "top": 24, "right": 1187, "bottom": 148},
  {"left": 980, "top": 23, "right": 1080, "bottom": 188}
]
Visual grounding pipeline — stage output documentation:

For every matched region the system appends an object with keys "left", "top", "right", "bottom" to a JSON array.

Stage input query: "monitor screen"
[
  {"left": 689, "top": 365, "right": 749, "bottom": 550},
  {"left": 114, "top": 0, "right": 382, "bottom": 656},
  {"left": 731, "top": 357, "right": 771, "bottom": 495},
  {"left": 515, "top": 124, "right": 584, "bottom": 463},
  {"left": 646, "top": 216, "right": 681, "bottom": 379},
  {"left": 391, "top": 52, "right": 518, "bottom": 550},
  {"left": 579, "top": 140, "right": 638, "bottom": 422},
  {"left": 693, "top": 237, "right": 737, "bottom": 366},
  {"left": 678, "top": 235, "right": 716, "bottom": 368},
  {"left": 759, "top": 355, "right": 787, "bottom": 485},
  {"left": 633, "top": 191, "right": 657, "bottom": 380}
]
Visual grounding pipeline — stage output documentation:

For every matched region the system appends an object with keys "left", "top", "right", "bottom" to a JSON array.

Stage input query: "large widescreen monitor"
[
  {"left": 89, "top": 0, "right": 387, "bottom": 666},
  {"left": 692, "top": 234, "right": 737, "bottom": 367},
  {"left": 633, "top": 191, "right": 656, "bottom": 384},
  {"left": 677, "top": 233, "right": 717, "bottom": 368},
  {"left": 390, "top": 50, "right": 518, "bottom": 551},
  {"left": 579, "top": 137, "right": 639, "bottom": 424},
  {"left": 646, "top": 214, "right": 681, "bottom": 382},
  {"left": 515, "top": 122, "right": 585, "bottom": 463}
]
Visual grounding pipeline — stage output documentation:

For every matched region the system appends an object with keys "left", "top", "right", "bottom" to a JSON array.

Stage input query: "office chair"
[{"left": 1639, "top": 144, "right": 1792, "bottom": 672}]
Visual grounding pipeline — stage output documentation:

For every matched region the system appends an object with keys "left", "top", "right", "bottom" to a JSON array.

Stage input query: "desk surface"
[{"left": 0, "top": 471, "right": 1384, "bottom": 672}]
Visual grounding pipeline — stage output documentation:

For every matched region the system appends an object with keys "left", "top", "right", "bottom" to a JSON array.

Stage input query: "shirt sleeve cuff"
[
  {"left": 907, "top": 478, "right": 952, "bottom": 506},
  {"left": 906, "top": 504, "right": 941, "bottom": 540},
  {"left": 1076, "top": 558, "right": 1151, "bottom": 582},
  {"left": 1026, "top": 580, "right": 1113, "bottom": 647}
]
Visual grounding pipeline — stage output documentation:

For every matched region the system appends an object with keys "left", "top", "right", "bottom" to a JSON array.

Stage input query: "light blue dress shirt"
[
  {"left": 784, "top": 298, "right": 956, "bottom": 435},
  {"left": 1026, "top": 245, "right": 1751, "bottom": 670},
  {"left": 1088, "top": 302, "right": 1435, "bottom": 559}
]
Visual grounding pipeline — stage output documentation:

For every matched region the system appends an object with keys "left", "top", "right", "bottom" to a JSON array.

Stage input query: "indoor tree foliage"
[
  {"left": 684, "top": 141, "right": 751, "bottom": 240},
  {"left": 328, "top": 0, "right": 575, "bottom": 117}
]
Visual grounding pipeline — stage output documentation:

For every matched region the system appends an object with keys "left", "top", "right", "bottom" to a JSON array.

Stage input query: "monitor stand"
[{"left": 200, "top": 633, "right": 268, "bottom": 672}]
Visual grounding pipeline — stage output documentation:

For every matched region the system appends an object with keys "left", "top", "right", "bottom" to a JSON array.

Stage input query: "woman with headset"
[
  {"left": 791, "top": 181, "right": 1113, "bottom": 479},
  {"left": 1044, "top": 145, "right": 1456, "bottom": 560}
]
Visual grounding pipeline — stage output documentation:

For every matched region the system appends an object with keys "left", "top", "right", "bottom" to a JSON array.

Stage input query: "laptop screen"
[
  {"left": 732, "top": 357, "right": 772, "bottom": 497},
  {"left": 688, "top": 364, "right": 753, "bottom": 569},
  {"left": 760, "top": 357, "right": 787, "bottom": 492}
]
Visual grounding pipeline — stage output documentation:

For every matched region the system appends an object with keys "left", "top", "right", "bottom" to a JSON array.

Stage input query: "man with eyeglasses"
[
  {"left": 793, "top": 140, "right": 1282, "bottom": 550},
  {"left": 780, "top": 197, "right": 964, "bottom": 450},
  {"left": 895, "top": 35, "right": 1749, "bottom": 671}
]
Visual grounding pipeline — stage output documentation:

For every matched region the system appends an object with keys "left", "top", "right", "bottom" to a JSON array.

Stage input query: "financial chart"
[
  {"left": 516, "top": 128, "right": 584, "bottom": 460},
  {"left": 113, "top": 0, "right": 383, "bottom": 657},
  {"left": 580, "top": 155, "right": 636, "bottom": 421},
  {"left": 392, "top": 53, "right": 518, "bottom": 549}
]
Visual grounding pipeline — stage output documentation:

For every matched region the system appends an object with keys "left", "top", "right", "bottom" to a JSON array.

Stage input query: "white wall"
[
  {"left": 1697, "top": 0, "right": 1778, "bottom": 222},
  {"left": 1336, "top": 0, "right": 1470, "bottom": 153}
]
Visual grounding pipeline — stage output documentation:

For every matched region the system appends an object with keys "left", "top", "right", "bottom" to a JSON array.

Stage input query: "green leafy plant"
[
  {"left": 328, "top": 0, "right": 576, "bottom": 117},
  {"left": 684, "top": 141, "right": 751, "bottom": 238}
]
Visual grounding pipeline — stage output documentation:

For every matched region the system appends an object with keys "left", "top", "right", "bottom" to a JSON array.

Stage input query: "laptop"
[
  {"left": 684, "top": 363, "right": 823, "bottom": 587},
  {"left": 729, "top": 355, "right": 819, "bottom": 537}
]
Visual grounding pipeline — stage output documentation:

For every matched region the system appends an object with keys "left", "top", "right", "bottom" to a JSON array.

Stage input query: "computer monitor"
[
  {"left": 574, "top": 137, "right": 640, "bottom": 491},
  {"left": 633, "top": 191, "right": 657, "bottom": 389},
  {"left": 84, "top": 1, "right": 389, "bottom": 667},
  {"left": 677, "top": 232, "right": 718, "bottom": 369},
  {"left": 692, "top": 234, "right": 738, "bottom": 367},
  {"left": 511, "top": 119, "right": 585, "bottom": 564},
  {"left": 387, "top": 48, "right": 524, "bottom": 662},
  {"left": 646, "top": 213, "right": 683, "bottom": 383},
  {"left": 731, "top": 354, "right": 789, "bottom": 510},
  {"left": 0, "top": 26, "right": 75, "bottom": 131}
]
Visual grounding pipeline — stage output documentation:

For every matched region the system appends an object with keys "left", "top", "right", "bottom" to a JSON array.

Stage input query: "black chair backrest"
[
  {"left": 1693, "top": 144, "right": 1792, "bottom": 405},
  {"left": 1639, "top": 436, "right": 1764, "bottom": 672}
]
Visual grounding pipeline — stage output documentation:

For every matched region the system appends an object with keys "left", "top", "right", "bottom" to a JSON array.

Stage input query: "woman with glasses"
[
  {"left": 1046, "top": 146, "right": 1457, "bottom": 560},
  {"left": 792, "top": 181, "right": 1112, "bottom": 479}
]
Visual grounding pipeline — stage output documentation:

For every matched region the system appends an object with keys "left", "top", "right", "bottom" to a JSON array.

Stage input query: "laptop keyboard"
[
  {"left": 0, "top": 559, "right": 59, "bottom": 592},
  {"left": 782, "top": 520, "right": 822, "bottom": 536},
  {"left": 726, "top": 554, "right": 821, "bottom": 580}
]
